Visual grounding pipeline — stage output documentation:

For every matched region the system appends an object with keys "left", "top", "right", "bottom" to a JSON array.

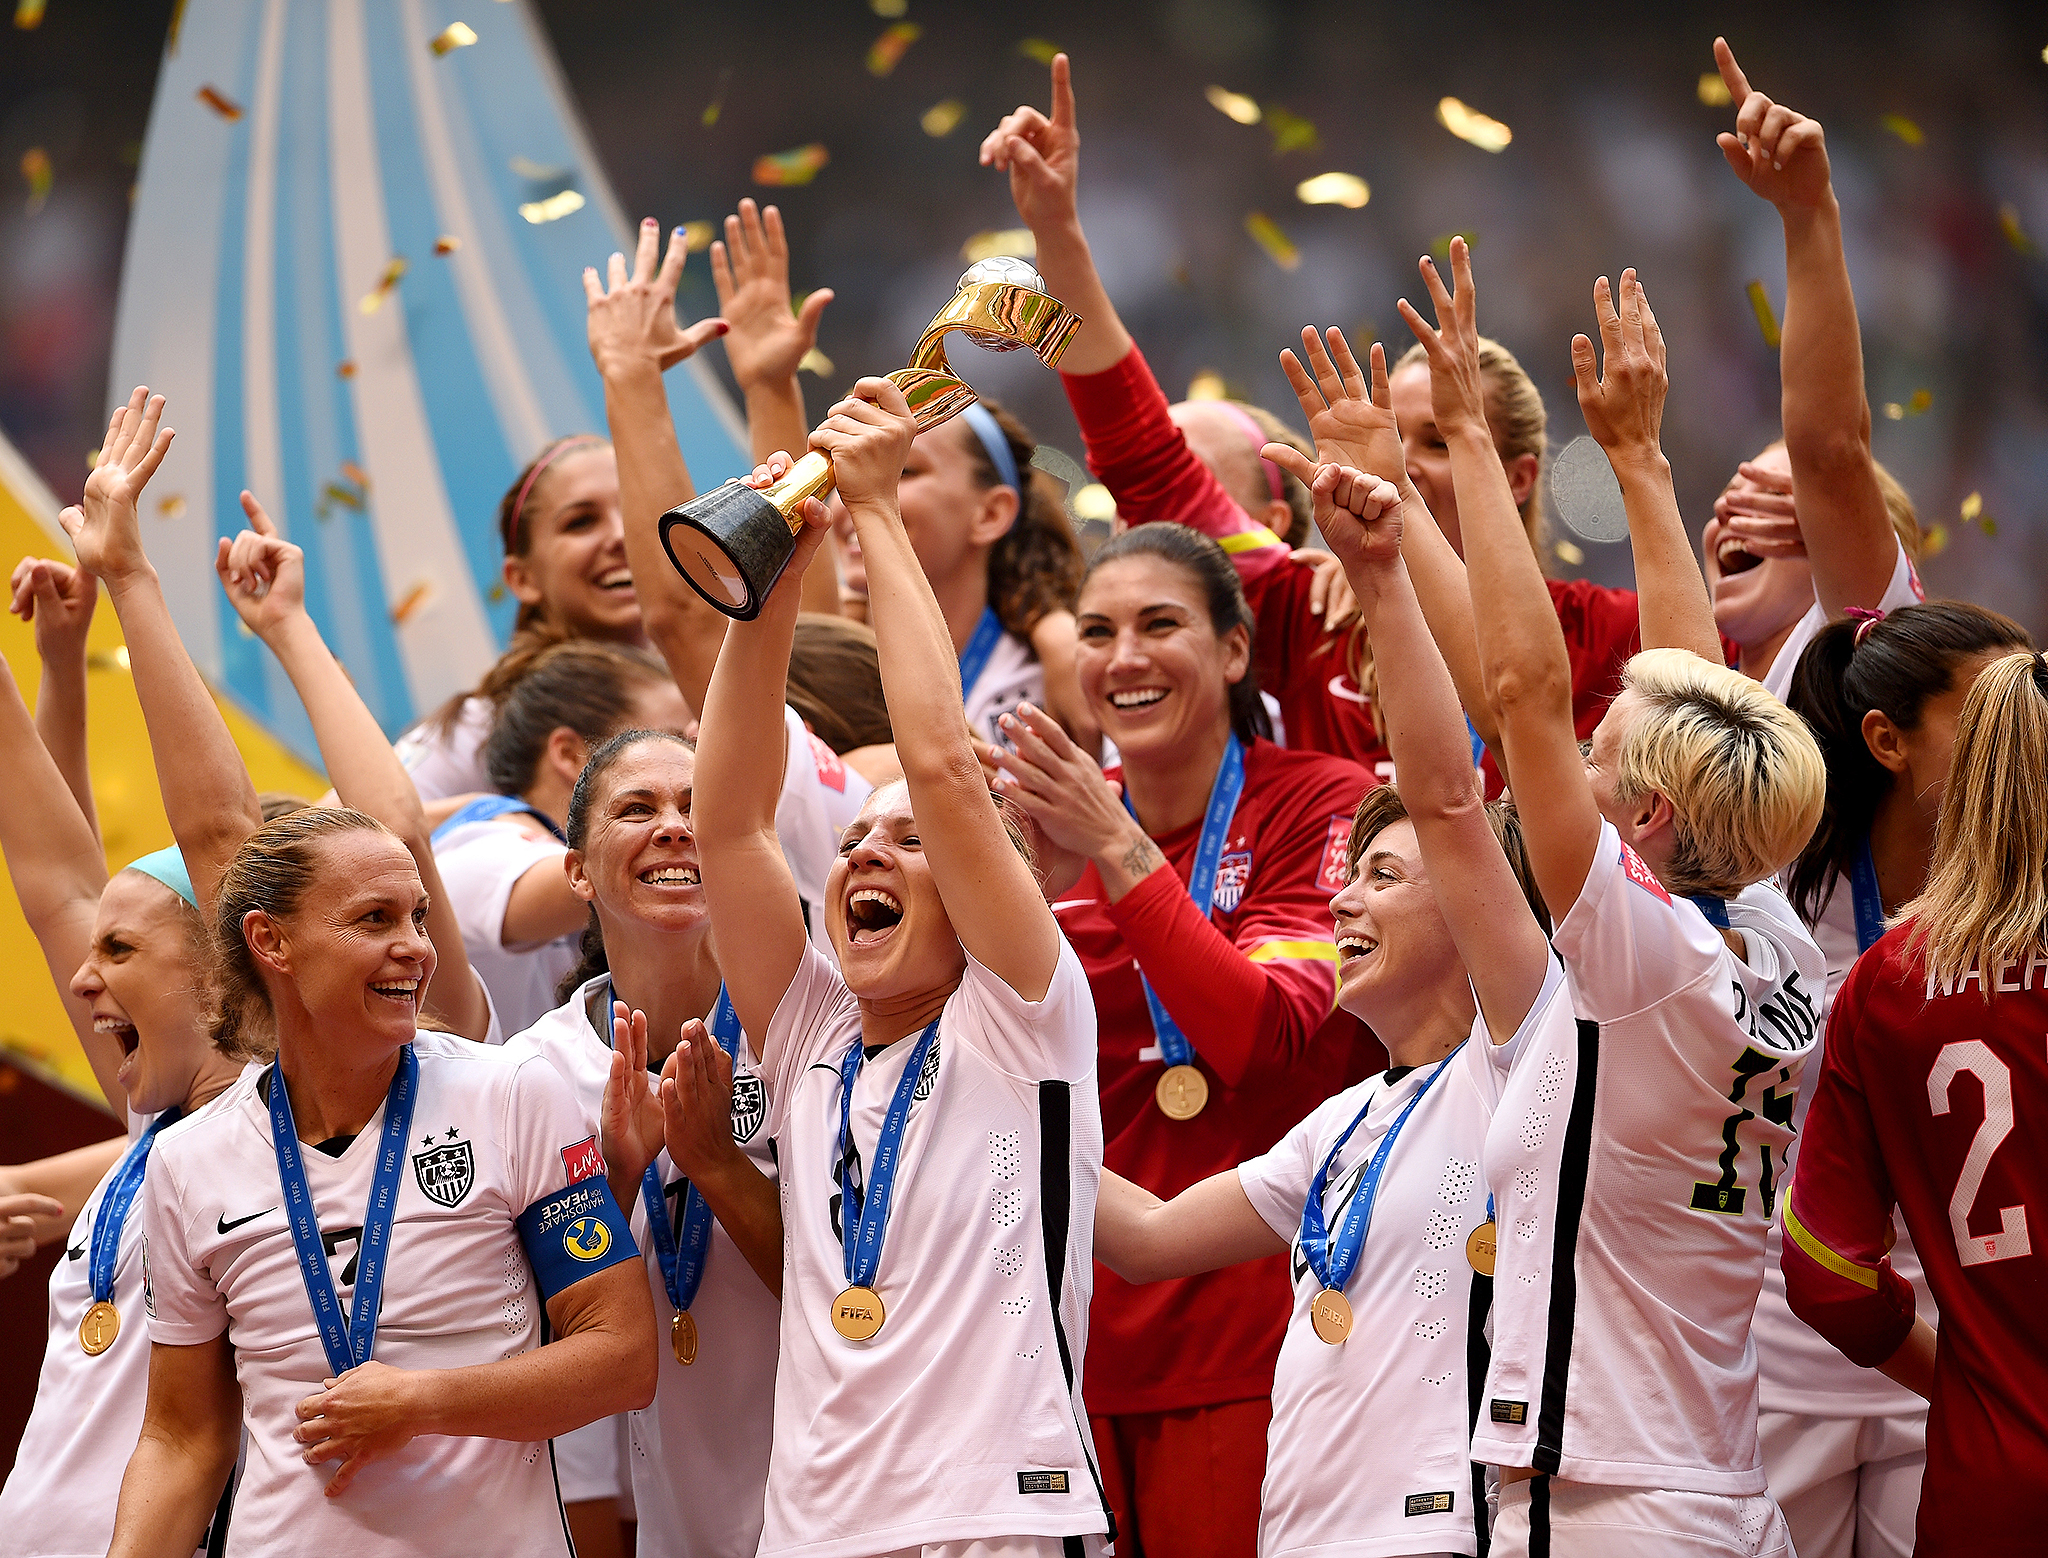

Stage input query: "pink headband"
[
  {"left": 1216, "top": 402, "right": 1285, "bottom": 504},
  {"left": 1846, "top": 606, "right": 1886, "bottom": 648},
  {"left": 504, "top": 435, "right": 606, "bottom": 554}
]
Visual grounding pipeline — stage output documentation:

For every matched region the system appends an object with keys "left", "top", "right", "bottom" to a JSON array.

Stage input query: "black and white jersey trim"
[
  {"left": 1037, "top": 1079, "right": 1116, "bottom": 1548},
  {"left": 1533, "top": 1019, "right": 1600, "bottom": 1476}
]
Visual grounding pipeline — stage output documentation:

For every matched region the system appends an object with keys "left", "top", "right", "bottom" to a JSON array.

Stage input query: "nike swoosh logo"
[{"left": 216, "top": 1208, "right": 276, "bottom": 1235}]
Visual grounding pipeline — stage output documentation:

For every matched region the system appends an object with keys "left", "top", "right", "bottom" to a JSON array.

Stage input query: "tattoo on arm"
[{"left": 1119, "top": 833, "right": 1165, "bottom": 881}]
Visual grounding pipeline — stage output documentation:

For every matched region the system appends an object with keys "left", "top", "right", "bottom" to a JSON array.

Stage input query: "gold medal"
[
  {"left": 1155, "top": 1065, "right": 1209, "bottom": 1121},
  {"left": 1466, "top": 1220, "right": 1497, "bottom": 1277},
  {"left": 830, "top": 1285, "right": 885, "bottom": 1340},
  {"left": 79, "top": 1299, "right": 120, "bottom": 1356},
  {"left": 671, "top": 1310, "right": 699, "bottom": 1366},
  {"left": 1308, "top": 1287, "right": 1352, "bottom": 1345}
]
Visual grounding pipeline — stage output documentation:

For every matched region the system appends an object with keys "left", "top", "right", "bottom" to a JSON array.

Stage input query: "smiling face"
[
  {"left": 1075, "top": 554, "right": 1248, "bottom": 769},
  {"left": 1704, "top": 442, "right": 1815, "bottom": 651},
  {"left": 827, "top": 782, "right": 966, "bottom": 1003},
  {"left": 568, "top": 740, "right": 706, "bottom": 941},
  {"left": 1329, "top": 819, "right": 1467, "bottom": 1027},
  {"left": 70, "top": 872, "right": 211, "bottom": 1115},
  {"left": 501, "top": 446, "right": 642, "bottom": 640},
  {"left": 826, "top": 420, "right": 1012, "bottom": 596},
  {"left": 1389, "top": 362, "right": 1461, "bottom": 551}
]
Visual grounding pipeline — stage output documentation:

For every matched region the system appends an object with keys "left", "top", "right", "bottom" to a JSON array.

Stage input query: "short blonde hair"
[{"left": 1613, "top": 648, "right": 1825, "bottom": 895}]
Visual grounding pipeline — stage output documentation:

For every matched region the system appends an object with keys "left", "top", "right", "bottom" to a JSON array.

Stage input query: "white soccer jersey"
[
  {"left": 140, "top": 1033, "right": 630, "bottom": 1558},
  {"left": 775, "top": 705, "right": 873, "bottom": 959},
  {"left": 0, "top": 1087, "right": 245, "bottom": 1558},
  {"left": 509, "top": 977, "right": 780, "bottom": 1558},
  {"left": 963, "top": 630, "right": 1044, "bottom": 750},
  {"left": 1760, "top": 541, "right": 1922, "bottom": 704},
  {"left": 755, "top": 942, "right": 1109, "bottom": 1558},
  {"left": 1236, "top": 962, "right": 1566, "bottom": 1558},
  {"left": 394, "top": 695, "right": 493, "bottom": 802},
  {"left": 1474, "top": 822, "right": 1825, "bottom": 1495},
  {"left": 435, "top": 815, "right": 580, "bottom": 1038}
]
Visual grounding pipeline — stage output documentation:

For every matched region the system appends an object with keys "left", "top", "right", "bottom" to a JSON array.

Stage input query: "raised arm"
[
  {"left": 1715, "top": 38, "right": 1897, "bottom": 618},
  {"left": 60, "top": 390, "right": 260, "bottom": 914},
  {"left": 1093, "top": 1168, "right": 1285, "bottom": 1285},
  {"left": 214, "top": 493, "right": 492, "bottom": 1042},
  {"left": 584, "top": 222, "right": 733, "bottom": 713},
  {"left": 823, "top": 381, "right": 1061, "bottom": 1000},
  {"left": 1398, "top": 243, "right": 1601, "bottom": 919},
  {"left": 11, "top": 554, "right": 102, "bottom": 839}
]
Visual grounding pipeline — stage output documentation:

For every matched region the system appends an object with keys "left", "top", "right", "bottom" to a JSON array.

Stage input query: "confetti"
[
  {"left": 87, "top": 646, "right": 131, "bottom": 672},
  {"left": 156, "top": 495, "right": 187, "bottom": 519},
  {"left": 488, "top": 582, "right": 508, "bottom": 602},
  {"left": 1881, "top": 114, "right": 1924, "bottom": 146},
  {"left": 1296, "top": 172, "right": 1369, "bottom": 208},
  {"left": 433, "top": 234, "right": 461, "bottom": 255},
  {"left": 1205, "top": 85, "right": 1261, "bottom": 126},
  {"left": 1428, "top": 230, "right": 1479, "bottom": 262},
  {"left": 1697, "top": 72, "right": 1732, "bottom": 107},
  {"left": 752, "top": 144, "right": 829, "bottom": 187},
  {"left": 1171, "top": 259, "right": 1192, "bottom": 287},
  {"left": 1019, "top": 38, "right": 1061, "bottom": 65},
  {"left": 1920, "top": 523, "right": 1949, "bottom": 558},
  {"left": 21, "top": 147, "right": 50, "bottom": 213},
  {"left": 866, "top": 21, "right": 920, "bottom": 76},
  {"left": 359, "top": 256, "right": 408, "bottom": 314},
  {"left": 872, "top": 0, "right": 907, "bottom": 13},
  {"left": 428, "top": 22, "right": 476, "bottom": 56},
  {"left": 1072, "top": 483, "right": 1116, "bottom": 522},
  {"left": 680, "top": 220, "right": 715, "bottom": 253},
  {"left": 390, "top": 581, "right": 435, "bottom": 625},
  {"left": 1244, "top": 211, "right": 1300, "bottom": 270},
  {"left": 1998, "top": 203, "right": 2038, "bottom": 256},
  {"left": 322, "top": 480, "right": 364, "bottom": 511},
  {"left": 1745, "top": 279, "right": 1781, "bottom": 349},
  {"left": 1961, "top": 491, "right": 1984, "bottom": 523},
  {"left": 1553, "top": 539, "right": 1585, "bottom": 566},
  {"left": 798, "top": 347, "right": 834, "bottom": 376},
  {"left": 519, "top": 188, "right": 585, "bottom": 223},
  {"left": 86, "top": 448, "right": 99, "bottom": 469},
  {"left": 1436, "top": 96, "right": 1512, "bottom": 152},
  {"left": 341, "top": 460, "right": 371, "bottom": 490},
  {"left": 1263, "top": 107, "right": 1319, "bottom": 155},
  {"left": 509, "top": 156, "right": 569, "bottom": 182},
  {"left": 14, "top": 0, "right": 46, "bottom": 28},
  {"left": 1186, "top": 370, "right": 1226, "bottom": 401},
  {"left": 196, "top": 85, "right": 244, "bottom": 120},
  {"left": 337, "top": 359, "right": 358, "bottom": 379},
  {"left": 921, "top": 99, "right": 966, "bottom": 137},
  {"left": 702, "top": 66, "right": 731, "bottom": 127},
  {"left": 1980, "top": 514, "right": 1998, "bottom": 538},
  {"left": 1882, "top": 389, "right": 1932, "bottom": 420},
  {"left": 961, "top": 228, "right": 1035, "bottom": 263}
]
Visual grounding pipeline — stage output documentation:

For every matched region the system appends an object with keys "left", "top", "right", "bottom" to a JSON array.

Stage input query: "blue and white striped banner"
[{"left": 109, "top": 0, "right": 746, "bottom": 762}]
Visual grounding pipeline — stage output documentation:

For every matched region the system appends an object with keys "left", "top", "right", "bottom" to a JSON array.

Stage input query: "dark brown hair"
[
  {"left": 958, "top": 398, "right": 1085, "bottom": 640},
  {"left": 481, "top": 641, "right": 675, "bottom": 797},
  {"left": 788, "top": 613, "right": 893, "bottom": 753},
  {"left": 1345, "top": 785, "right": 1552, "bottom": 935}
]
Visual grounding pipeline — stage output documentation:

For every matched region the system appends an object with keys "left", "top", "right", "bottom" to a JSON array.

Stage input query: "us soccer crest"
[
  {"left": 730, "top": 1071, "right": 767, "bottom": 1144},
  {"left": 1214, "top": 850, "right": 1253, "bottom": 913},
  {"left": 413, "top": 1134, "right": 475, "bottom": 1208}
]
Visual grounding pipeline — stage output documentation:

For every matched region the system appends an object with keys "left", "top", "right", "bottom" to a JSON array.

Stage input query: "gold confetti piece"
[
  {"left": 1436, "top": 96, "right": 1512, "bottom": 152},
  {"left": 1186, "top": 370, "right": 1226, "bottom": 401},
  {"left": 358, "top": 256, "right": 408, "bottom": 314},
  {"left": 428, "top": 21, "right": 476, "bottom": 56},
  {"left": 390, "top": 580, "right": 434, "bottom": 625},
  {"left": 872, "top": 0, "right": 907, "bottom": 13},
  {"left": 1428, "top": 230, "right": 1479, "bottom": 261},
  {"left": 21, "top": 147, "right": 50, "bottom": 213},
  {"left": 752, "top": 143, "right": 829, "bottom": 187},
  {"left": 961, "top": 227, "right": 1035, "bottom": 263},
  {"left": 1018, "top": 38, "right": 1060, "bottom": 65},
  {"left": 702, "top": 66, "right": 732, "bottom": 128},
  {"left": 1263, "top": 106, "right": 1319, "bottom": 155},
  {"left": 322, "top": 481, "right": 364, "bottom": 510},
  {"left": 509, "top": 155, "right": 568, "bottom": 182},
  {"left": 1920, "top": 522, "right": 1949, "bottom": 558},
  {"left": 337, "top": 359, "right": 357, "bottom": 379},
  {"left": 798, "top": 347, "right": 834, "bottom": 376},
  {"left": 1072, "top": 483, "right": 1116, "bottom": 522},
  {"left": 1205, "top": 85, "right": 1261, "bottom": 126},
  {"left": 14, "top": 0, "right": 46, "bottom": 29},
  {"left": 1998, "top": 203, "right": 2038, "bottom": 256},
  {"left": 1697, "top": 72, "right": 1732, "bottom": 107},
  {"left": 1171, "top": 259, "right": 1192, "bottom": 287},
  {"left": 87, "top": 646, "right": 131, "bottom": 672},
  {"left": 1961, "top": 491, "right": 1982, "bottom": 522},
  {"left": 196, "top": 85, "right": 244, "bottom": 120},
  {"left": 1554, "top": 538, "right": 1586, "bottom": 566},
  {"left": 1884, "top": 388, "right": 1933, "bottom": 419},
  {"left": 156, "top": 495, "right": 187, "bottom": 518},
  {"left": 86, "top": 448, "right": 98, "bottom": 469},
  {"left": 1883, "top": 402, "right": 1903, "bottom": 420},
  {"left": 488, "top": 582, "right": 508, "bottom": 602},
  {"left": 1980, "top": 514, "right": 1998, "bottom": 538},
  {"left": 1881, "top": 113, "right": 1924, "bottom": 146},
  {"left": 680, "top": 220, "right": 714, "bottom": 253},
  {"left": 921, "top": 99, "right": 966, "bottom": 138},
  {"left": 341, "top": 460, "right": 371, "bottom": 489},
  {"left": 866, "top": 21, "right": 920, "bottom": 76},
  {"left": 1246, "top": 212, "right": 1300, "bottom": 270},
  {"left": 519, "top": 188, "right": 585, "bottom": 223},
  {"left": 1745, "top": 279, "right": 1781, "bottom": 349},
  {"left": 1296, "top": 171, "right": 1369, "bottom": 208},
  {"left": 433, "top": 234, "right": 460, "bottom": 255}
]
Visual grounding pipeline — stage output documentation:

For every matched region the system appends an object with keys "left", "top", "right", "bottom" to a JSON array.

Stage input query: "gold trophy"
[{"left": 660, "top": 257, "right": 1082, "bottom": 619}]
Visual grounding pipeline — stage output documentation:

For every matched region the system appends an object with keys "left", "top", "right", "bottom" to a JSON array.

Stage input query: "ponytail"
[
  {"left": 481, "top": 641, "right": 674, "bottom": 797},
  {"left": 960, "top": 399, "right": 1084, "bottom": 640}
]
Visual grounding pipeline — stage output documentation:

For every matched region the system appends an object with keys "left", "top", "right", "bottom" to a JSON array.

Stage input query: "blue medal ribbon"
[
  {"left": 1299, "top": 1050, "right": 1459, "bottom": 1296},
  {"left": 1848, "top": 836, "right": 1886, "bottom": 954},
  {"left": 1686, "top": 893, "right": 1731, "bottom": 930},
  {"left": 429, "top": 793, "right": 566, "bottom": 847},
  {"left": 270, "top": 1046, "right": 419, "bottom": 1377},
  {"left": 635, "top": 985, "right": 744, "bottom": 1318},
  {"left": 1120, "top": 733, "right": 1246, "bottom": 1074},
  {"left": 957, "top": 605, "right": 1005, "bottom": 700},
  {"left": 87, "top": 1107, "right": 183, "bottom": 1309},
  {"left": 837, "top": 1019, "right": 939, "bottom": 1294}
]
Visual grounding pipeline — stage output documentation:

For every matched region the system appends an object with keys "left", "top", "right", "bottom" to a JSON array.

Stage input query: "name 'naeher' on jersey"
[
  {"left": 1474, "top": 822, "right": 1826, "bottom": 1494},
  {"left": 140, "top": 1033, "right": 638, "bottom": 1558},
  {"left": 1783, "top": 926, "right": 2048, "bottom": 1555}
]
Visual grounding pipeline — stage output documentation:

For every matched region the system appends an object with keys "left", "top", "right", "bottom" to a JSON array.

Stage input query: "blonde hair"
[
  {"left": 1900, "top": 653, "right": 2048, "bottom": 997},
  {"left": 1394, "top": 336, "right": 1548, "bottom": 558},
  {"left": 1613, "top": 648, "right": 1825, "bottom": 895}
]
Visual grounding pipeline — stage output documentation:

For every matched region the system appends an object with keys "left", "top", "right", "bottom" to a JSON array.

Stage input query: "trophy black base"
[{"left": 657, "top": 481, "right": 799, "bottom": 622}]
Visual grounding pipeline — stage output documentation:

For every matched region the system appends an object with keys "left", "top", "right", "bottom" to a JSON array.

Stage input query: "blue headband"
[
  {"left": 960, "top": 402, "right": 1020, "bottom": 495},
  {"left": 123, "top": 846, "right": 197, "bottom": 910}
]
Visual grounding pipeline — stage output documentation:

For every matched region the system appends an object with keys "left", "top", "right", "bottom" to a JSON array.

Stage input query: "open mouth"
[
  {"left": 1337, "top": 933, "right": 1378, "bottom": 964},
  {"left": 1108, "top": 686, "right": 1169, "bottom": 712},
  {"left": 1714, "top": 537, "right": 1763, "bottom": 578},
  {"left": 94, "top": 1014, "right": 140, "bottom": 1056},
  {"left": 637, "top": 863, "right": 701, "bottom": 888},
  {"left": 595, "top": 567, "right": 634, "bottom": 595},
  {"left": 369, "top": 978, "right": 421, "bottom": 1007},
  {"left": 845, "top": 887, "right": 904, "bottom": 945}
]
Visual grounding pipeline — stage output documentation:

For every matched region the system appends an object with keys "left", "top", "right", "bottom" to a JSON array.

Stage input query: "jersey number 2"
[{"left": 1928, "top": 1040, "right": 2031, "bottom": 1267}]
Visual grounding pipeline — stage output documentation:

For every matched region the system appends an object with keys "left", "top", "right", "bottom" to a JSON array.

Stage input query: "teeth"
[
  {"left": 371, "top": 980, "right": 420, "bottom": 997},
  {"left": 1110, "top": 688, "right": 1168, "bottom": 709},
  {"left": 640, "top": 866, "right": 700, "bottom": 886},
  {"left": 597, "top": 569, "right": 633, "bottom": 588},
  {"left": 1337, "top": 935, "right": 1378, "bottom": 960},
  {"left": 851, "top": 888, "right": 902, "bottom": 913},
  {"left": 93, "top": 1016, "right": 136, "bottom": 1032}
]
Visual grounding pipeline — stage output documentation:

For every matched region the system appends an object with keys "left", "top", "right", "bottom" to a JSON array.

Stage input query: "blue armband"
[{"left": 516, "top": 1178, "right": 638, "bottom": 1302}]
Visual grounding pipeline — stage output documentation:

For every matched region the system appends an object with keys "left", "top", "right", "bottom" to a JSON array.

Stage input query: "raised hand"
[
  {"left": 60, "top": 387, "right": 173, "bottom": 587},
  {"left": 213, "top": 491, "right": 308, "bottom": 642},
  {"left": 1396, "top": 239, "right": 1491, "bottom": 442},
  {"left": 809, "top": 379, "right": 917, "bottom": 515},
  {"left": 1712, "top": 38, "right": 1832, "bottom": 212},
  {"left": 1264, "top": 450, "right": 1402, "bottom": 576},
  {"left": 584, "top": 218, "right": 730, "bottom": 380},
  {"left": 1571, "top": 270, "right": 1667, "bottom": 463},
  {"left": 1278, "top": 327, "right": 1406, "bottom": 490},
  {"left": 710, "top": 199, "right": 833, "bottom": 396},
  {"left": 601, "top": 1004, "right": 666, "bottom": 1189},
  {"left": 10, "top": 555, "right": 97, "bottom": 665},
  {"left": 979, "top": 52, "right": 1080, "bottom": 235},
  {"left": 657, "top": 1021, "right": 742, "bottom": 1185}
]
